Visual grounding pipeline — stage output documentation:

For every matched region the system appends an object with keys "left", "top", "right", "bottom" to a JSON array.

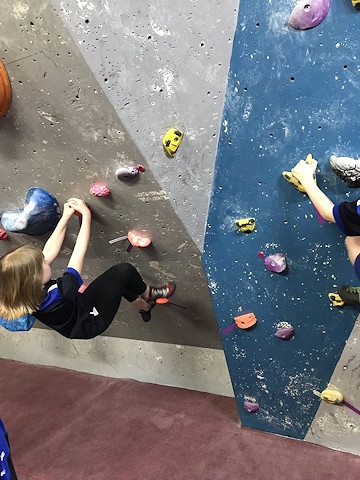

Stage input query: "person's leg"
[
  {"left": 338, "top": 237, "right": 360, "bottom": 305},
  {"left": 344, "top": 236, "right": 360, "bottom": 269},
  {"left": 84, "top": 263, "right": 176, "bottom": 322},
  {"left": 84, "top": 263, "right": 150, "bottom": 320}
]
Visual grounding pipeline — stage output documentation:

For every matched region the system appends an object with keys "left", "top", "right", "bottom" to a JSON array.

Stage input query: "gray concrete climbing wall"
[
  {"left": 0, "top": 0, "right": 237, "bottom": 395},
  {"left": 52, "top": 0, "right": 239, "bottom": 251}
]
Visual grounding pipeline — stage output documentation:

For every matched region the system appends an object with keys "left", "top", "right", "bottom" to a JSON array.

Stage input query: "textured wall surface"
[
  {"left": 203, "top": 0, "right": 360, "bottom": 448},
  {"left": 0, "top": 0, "right": 239, "bottom": 397},
  {"left": 2, "top": 0, "right": 359, "bottom": 456},
  {"left": 51, "top": 0, "right": 239, "bottom": 250},
  {"left": 0, "top": 0, "right": 239, "bottom": 352}
]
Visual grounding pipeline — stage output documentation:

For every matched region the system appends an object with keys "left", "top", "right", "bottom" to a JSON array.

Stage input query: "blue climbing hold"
[{"left": 1, "top": 187, "right": 60, "bottom": 235}]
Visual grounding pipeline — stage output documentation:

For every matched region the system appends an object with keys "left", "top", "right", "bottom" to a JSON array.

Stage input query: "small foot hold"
[
  {"left": 328, "top": 292, "right": 345, "bottom": 307},
  {"left": 234, "top": 313, "right": 257, "bottom": 329}
]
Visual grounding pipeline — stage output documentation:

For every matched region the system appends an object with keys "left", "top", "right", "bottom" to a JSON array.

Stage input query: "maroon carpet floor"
[{"left": 0, "top": 358, "right": 359, "bottom": 480}]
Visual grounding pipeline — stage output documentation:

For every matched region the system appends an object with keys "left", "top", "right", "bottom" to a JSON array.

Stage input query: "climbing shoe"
[
  {"left": 149, "top": 282, "right": 176, "bottom": 301},
  {"left": 282, "top": 154, "right": 317, "bottom": 193},
  {"left": 329, "top": 155, "right": 360, "bottom": 188},
  {"left": 338, "top": 285, "right": 360, "bottom": 306}
]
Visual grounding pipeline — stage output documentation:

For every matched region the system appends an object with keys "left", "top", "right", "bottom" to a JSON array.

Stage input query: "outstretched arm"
[
  {"left": 291, "top": 160, "right": 335, "bottom": 223},
  {"left": 66, "top": 198, "right": 91, "bottom": 275},
  {"left": 42, "top": 202, "right": 75, "bottom": 264}
]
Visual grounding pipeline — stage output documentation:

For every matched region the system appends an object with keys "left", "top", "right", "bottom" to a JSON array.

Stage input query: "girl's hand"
[
  {"left": 291, "top": 159, "right": 318, "bottom": 184},
  {"left": 62, "top": 201, "right": 76, "bottom": 220},
  {"left": 67, "top": 198, "right": 91, "bottom": 217}
]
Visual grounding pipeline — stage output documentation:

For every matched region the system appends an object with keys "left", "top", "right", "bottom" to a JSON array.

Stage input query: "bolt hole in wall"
[{"left": 203, "top": 0, "right": 360, "bottom": 445}]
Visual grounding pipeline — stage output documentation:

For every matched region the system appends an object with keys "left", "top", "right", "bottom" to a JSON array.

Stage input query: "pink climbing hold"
[
  {"left": 244, "top": 401, "right": 259, "bottom": 413},
  {"left": 90, "top": 183, "right": 111, "bottom": 197},
  {"left": 264, "top": 253, "right": 288, "bottom": 274},
  {"left": 288, "top": 0, "right": 330, "bottom": 30},
  {"left": 275, "top": 327, "right": 295, "bottom": 340},
  {"left": 0, "top": 229, "right": 8, "bottom": 240}
]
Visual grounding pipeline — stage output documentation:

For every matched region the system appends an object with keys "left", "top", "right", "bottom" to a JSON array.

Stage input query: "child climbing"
[
  {"left": 0, "top": 198, "right": 175, "bottom": 338},
  {"left": 283, "top": 157, "right": 360, "bottom": 305}
]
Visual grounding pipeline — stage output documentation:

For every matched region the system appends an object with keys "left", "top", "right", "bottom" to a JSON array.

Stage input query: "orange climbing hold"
[
  {"left": 234, "top": 313, "right": 257, "bottom": 329},
  {"left": 0, "top": 60, "right": 11, "bottom": 117}
]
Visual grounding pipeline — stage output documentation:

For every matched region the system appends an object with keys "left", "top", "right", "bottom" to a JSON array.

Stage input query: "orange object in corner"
[
  {"left": 0, "top": 60, "right": 11, "bottom": 117},
  {"left": 234, "top": 313, "right": 257, "bottom": 329}
]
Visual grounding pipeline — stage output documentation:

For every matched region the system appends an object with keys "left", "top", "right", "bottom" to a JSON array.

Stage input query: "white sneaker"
[{"left": 329, "top": 155, "right": 360, "bottom": 188}]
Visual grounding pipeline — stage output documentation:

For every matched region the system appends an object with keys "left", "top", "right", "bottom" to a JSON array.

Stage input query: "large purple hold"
[{"left": 288, "top": 0, "right": 331, "bottom": 30}]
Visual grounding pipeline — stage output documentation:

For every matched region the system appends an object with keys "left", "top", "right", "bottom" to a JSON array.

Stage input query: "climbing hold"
[
  {"left": 328, "top": 292, "right": 345, "bottom": 307},
  {"left": 126, "top": 229, "right": 152, "bottom": 252},
  {"left": 351, "top": 0, "right": 360, "bottom": 10},
  {"left": 1, "top": 187, "right": 60, "bottom": 235},
  {"left": 319, "top": 389, "right": 344, "bottom": 404},
  {"left": 235, "top": 218, "right": 255, "bottom": 233},
  {"left": 329, "top": 155, "right": 360, "bottom": 188},
  {"left": 0, "top": 229, "right": 8, "bottom": 240},
  {"left": 162, "top": 128, "right": 184, "bottom": 157},
  {"left": 0, "top": 59, "right": 11, "bottom": 117},
  {"left": 314, "top": 389, "right": 360, "bottom": 415},
  {"left": 155, "top": 298, "right": 187, "bottom": 310},
  {"left": 116, "top": 165, "right": 145, "bottom": 180},
  {"left": 234, "top": 312, "right": 257, "bottom": 329},
  {"left": 264, "top": 253, "right": 288, "bottom": 274},
  {"left": 244, "top": 401, "right": 259, "bottom": 413},
  {"left": 282, "top": 154, "right": 317, "bottom": 193},
  {"left": 257, "top": 251, "right": 265, "bottom": 258},
  {"left": 282, "top": 171, "right": 306, "bottom": 192},
  {"left": 275, "top": 327, "right": 294, "bottom": 340},
  {"left": 288, "top": 0, "right": 330, "bottom": 30},
  {"left": 90, "top": 182, "right": 110, "bottom": 197}
]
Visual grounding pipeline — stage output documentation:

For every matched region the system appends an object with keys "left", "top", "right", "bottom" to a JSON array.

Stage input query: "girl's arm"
[
  {"left": 42, "top": 202, "right": 74, "bottom": 264},
  {"left": 291, "top": 160, "right": 335, "bottom": 222},
  {"left": 66, "top": 199, "right": 91, "bottom": 275}
]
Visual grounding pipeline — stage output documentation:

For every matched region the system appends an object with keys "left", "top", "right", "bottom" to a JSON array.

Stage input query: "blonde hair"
[{"left": 0, "top": 245, "right": 44, "bottom": 320}]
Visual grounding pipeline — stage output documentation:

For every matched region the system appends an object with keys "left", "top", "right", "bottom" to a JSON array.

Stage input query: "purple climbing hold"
[
  {"left": 264, "top": 253, "right": 288, "bottom": 274},
  {"left": 275, "top": 327, "right": 295, "bottom": 340},
  {"left": 244, "top": 401, "right": 259, "bottom": 413},
  {"left": 288, "top": 0, "right": 330, "bottom": 30}
]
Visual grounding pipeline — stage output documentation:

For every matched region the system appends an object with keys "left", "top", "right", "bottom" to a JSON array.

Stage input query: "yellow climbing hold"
[
  {"left": 235, "top": 218, "right": 256, "bottom": 233},
  {"left": 282, "top": 153, "right": 317, "bottom": 193},
  {"left": 320, "top": 389, "right": 344, "bottom": 404},
  {"left": 328, "top": 292, "right": 345, "bottom": 307}
]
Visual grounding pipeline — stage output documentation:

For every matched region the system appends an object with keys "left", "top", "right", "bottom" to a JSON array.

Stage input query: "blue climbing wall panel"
[{"left": 203, "top": 1, "right": 360, "bottom": 439}]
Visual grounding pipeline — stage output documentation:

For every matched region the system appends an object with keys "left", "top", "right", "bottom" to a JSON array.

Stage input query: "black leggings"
[{"left": 74, "top": 263, "right": 147, "bottom": 339}]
